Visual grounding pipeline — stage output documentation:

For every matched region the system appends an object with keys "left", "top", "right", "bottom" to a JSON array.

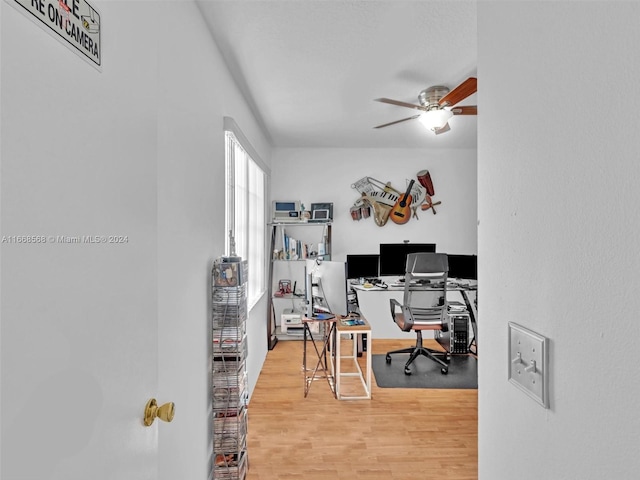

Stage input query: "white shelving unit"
[{"left": 266, "top": 222, "right": 332, "bottom": 349}]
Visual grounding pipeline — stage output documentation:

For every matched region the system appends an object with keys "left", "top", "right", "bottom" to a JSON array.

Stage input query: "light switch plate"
[{"left": 508, "top": 322, "right": 549, "bottom": 408}]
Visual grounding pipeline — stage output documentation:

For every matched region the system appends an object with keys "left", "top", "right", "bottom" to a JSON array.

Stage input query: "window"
[{"left": 224, "top": 120, "right": 268, "bottom": 309}]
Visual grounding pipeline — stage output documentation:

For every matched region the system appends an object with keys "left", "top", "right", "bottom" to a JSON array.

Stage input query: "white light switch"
[{"left": 508, "top": 322, "right": 549, "bottom": 408}]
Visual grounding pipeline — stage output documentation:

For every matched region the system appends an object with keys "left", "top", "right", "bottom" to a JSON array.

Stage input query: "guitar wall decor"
[
  {"left": 350, "top": 172, "right": 441, "bottom": 227},
  {"left": 390, "top": 179, "right": 415, "bottom": 224}
]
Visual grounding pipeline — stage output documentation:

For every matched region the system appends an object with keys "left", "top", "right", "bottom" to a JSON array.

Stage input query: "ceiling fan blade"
[
  {"left": 451, "top": 105, "right": 477, "bottom": 115},
  {"left": 434, "top": 123, "right": 451, "bottom": 135},
  {"left": 375, "top": 98, "right": 426, "bottom": 111},
  {"left": 373, "top": 115, "right": 420, "bottom": 129},
  {"left": 438, "top": 77, "right": 477, "bottom": 107}
]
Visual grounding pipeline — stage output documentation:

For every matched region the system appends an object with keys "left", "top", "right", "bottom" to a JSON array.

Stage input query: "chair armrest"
[
  {"left": 389, "top": 298, "right": 402, "bottom": 321},
  {"left": 389, "top": 298, "right": 413, "bottom": 331}
]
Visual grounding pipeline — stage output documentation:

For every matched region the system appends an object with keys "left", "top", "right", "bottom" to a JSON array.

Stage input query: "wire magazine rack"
[{"left": 212, "top": 256, "right": 249, "bottom": 480}]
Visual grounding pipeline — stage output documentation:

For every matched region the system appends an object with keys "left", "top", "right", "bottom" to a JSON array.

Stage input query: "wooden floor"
[{"left": 246, "top": 338, "right": 478, "bottom": 480}]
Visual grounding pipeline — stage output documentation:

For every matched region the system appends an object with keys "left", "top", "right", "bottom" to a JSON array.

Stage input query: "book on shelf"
[{"left": 279, "top": 228, "right": 313, "bottom": 260}]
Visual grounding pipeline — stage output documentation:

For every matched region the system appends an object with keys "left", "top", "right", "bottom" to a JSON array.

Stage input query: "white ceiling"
[{"left": 196, "top": 0, "right": 477, "bottom": 149}]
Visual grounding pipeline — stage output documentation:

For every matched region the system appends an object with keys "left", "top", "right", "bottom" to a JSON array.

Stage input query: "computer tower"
[
  {"left": 450, "top": 314, "right": 469, "bottom": 354},
  {"left": 436, "top": 313, "right": 470, "bottom": 354}
]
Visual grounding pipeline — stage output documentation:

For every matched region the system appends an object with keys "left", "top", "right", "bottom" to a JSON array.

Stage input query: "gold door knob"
[{"left": 143, "top": 398, "right": 175, "bottom": 426}]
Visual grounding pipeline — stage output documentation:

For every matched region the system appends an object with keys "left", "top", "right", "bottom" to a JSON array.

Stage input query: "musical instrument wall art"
[{"left": 349, "top": 173, "right": 439, "bottom": 226}]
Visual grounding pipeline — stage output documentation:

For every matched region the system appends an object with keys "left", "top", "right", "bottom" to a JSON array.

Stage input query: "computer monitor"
[
  {"left": 378, "top": 243, "right": 437, "bottom": 277},
  {"left": 305, "top": 260, "right": 348, "bottom": 316},
  {"left": 446, "top": 254, "right": 477, "bottom": 280},
  {"left": 346, "top": 254, "right": 379, "bottom": 279}
]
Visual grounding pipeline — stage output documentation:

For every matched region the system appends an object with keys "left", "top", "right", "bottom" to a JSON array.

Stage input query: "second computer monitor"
[
  {"left": 346, "top": 254, "right": 379, "bottom": 279},
  {"left": 378, "top": 243, "right": 436, "bottom": 277},
  {"left": 446, "top": 254, "right": 477, "bottom": 280}
]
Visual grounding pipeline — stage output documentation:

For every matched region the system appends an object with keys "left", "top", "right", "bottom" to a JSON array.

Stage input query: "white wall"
[
  {"left": 156, "top": 2, "right": 271, "bottom": 479},
  {"left": 1, "top": 1, "right": 271, "bottom": 479},
  {"left": 272, "top": 147, "right": 477, "bottom": 258},
  {"left": 478, "top": 2, "right": 640, "bottom": 479}
]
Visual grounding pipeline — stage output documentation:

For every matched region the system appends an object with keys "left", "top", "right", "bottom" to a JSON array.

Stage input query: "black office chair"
[{"left": 386, "top": 253, "right": 450, "bottom": 375}]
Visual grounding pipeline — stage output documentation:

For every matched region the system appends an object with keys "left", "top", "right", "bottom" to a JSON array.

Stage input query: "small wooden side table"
[{"left": 334, "top": 316, "right": 372, "bottom": 400}]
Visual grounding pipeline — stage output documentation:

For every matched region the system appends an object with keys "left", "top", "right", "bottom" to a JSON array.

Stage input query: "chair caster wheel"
[
  {"left": 385, "top": 354, "right": 391, "bottom": 364},
  {"left": 404, "top": 367, "right": 412, "bottom": 375},
  {"left": 441, "top": 368, "right": 448, "bottom": 375},
  {"left": 445, "top": 354, "right": 451, "bottom": 361}
]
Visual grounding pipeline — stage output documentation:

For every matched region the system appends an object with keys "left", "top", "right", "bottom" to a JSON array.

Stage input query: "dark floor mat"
[{"left": 372, "top": 353, "right": 477, "bottom": 389}]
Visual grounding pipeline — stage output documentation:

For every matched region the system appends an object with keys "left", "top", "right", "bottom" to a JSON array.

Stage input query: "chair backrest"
[{"left": 401, "top": 253, "right": 449, "bottom": 329}]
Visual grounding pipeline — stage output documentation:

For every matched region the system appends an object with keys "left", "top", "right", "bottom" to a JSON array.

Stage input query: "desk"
[
  {"left": 333, "top": 317, "right": 372, "bottom": 400},
  {"left": 352, "top": 281, "right": 478, "bottom": 354},
  {"left": 302, "top": 315, "right": 337, "bottom": 398}
]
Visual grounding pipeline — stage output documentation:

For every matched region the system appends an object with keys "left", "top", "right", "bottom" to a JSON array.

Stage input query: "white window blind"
[{"left": 225, "top": 128, "right": 267, "bottom": 309}]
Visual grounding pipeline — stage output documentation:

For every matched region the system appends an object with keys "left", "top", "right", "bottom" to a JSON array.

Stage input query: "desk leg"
[
  {"left": 304, "top": 322, "right": 336, "bottom": 398},
  {"left": 316, "top": 323, "right": 336, "bottom": 397},
  {"left": 329, "top": 323, "right": 336, "bottom": 397},
  {"left": 366, "top": 333, "right": 372, "bottom": 398},
  {"left": 335, "top": 327, "right": 340, "bottom": 399},
  {"left": 461, "top": 290, "right": 478, "bottom": 355},
  {"left": 303, "top": 323, "right": 309, "bottom": 397},
  {"left": 356, "top": 332, "right": 372, "bottom": 399}
]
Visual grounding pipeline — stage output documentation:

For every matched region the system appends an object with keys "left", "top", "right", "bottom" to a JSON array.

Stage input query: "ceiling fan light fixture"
[{"left": 418, "top": 109, "right": 453, "bottom": 131}]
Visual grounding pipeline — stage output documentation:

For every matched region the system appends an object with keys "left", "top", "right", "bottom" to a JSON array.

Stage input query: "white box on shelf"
[
  {"left": 281, "top": 309, "right": 319, "bottom": 334},
  {"left": 281, "top": 309, "right": 300, "bottom": 334}
]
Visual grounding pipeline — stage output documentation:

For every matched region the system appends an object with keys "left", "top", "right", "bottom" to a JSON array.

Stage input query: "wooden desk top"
[
  {"left": 352, "top": 281, "right": 477, "bottom": 292},
  {"left": 336, "top": 316, "right": 370, "bottom": 332}
]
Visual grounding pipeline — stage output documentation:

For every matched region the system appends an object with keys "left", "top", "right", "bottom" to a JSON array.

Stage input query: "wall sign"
[{"left": 10, "top": 0, "right": 101, "bottom": 67}]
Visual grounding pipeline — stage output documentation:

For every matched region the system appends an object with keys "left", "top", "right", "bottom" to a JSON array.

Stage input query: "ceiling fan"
[{"left": 373, "top": 77, "right": 477, "bottom": 134}]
